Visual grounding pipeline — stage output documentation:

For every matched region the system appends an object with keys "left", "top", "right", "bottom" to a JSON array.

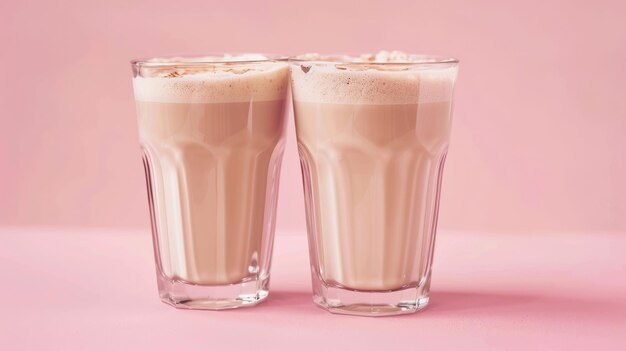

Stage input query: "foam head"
[
  {"left": 289, "top": 51, "right": 458, "bottom": 104},
  {"left": 132, "top": 55, "right": 289, "bottom": 103}
]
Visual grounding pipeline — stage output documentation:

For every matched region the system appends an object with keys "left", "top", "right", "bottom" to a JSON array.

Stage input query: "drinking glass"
[
  {"left": 290, "top": 54, "right": 458, "bottom": 316},
  {"left": 132, "top": 55, "right": 289, "bottom": 309}
]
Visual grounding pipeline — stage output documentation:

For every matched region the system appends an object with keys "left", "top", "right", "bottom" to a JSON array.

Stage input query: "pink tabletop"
[{"left": 1, "top": 227, "right": 625, "bottom": 350}]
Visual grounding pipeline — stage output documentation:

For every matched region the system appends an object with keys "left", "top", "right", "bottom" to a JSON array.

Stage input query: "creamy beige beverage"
[
  {"left": 290, "top": 51, "right": 458, "bottom": 315},
  {"left": 132, "top": 55, "right": 288, "bottom": 308}
]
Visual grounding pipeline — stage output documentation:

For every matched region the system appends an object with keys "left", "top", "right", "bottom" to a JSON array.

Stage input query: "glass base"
[
  {"left": 157, "top": 275, "right": 270, "bottom": 310},
  {"left": 313, "top": 284, "right": 429, "bottom": 317}
]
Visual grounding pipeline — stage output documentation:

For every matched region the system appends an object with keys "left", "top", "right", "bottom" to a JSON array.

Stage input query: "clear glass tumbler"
[
  {"left": 290, "top": 53, "right": 458, "bottom": 316},
  {"left": 131, "top": 55, "right": 289, "bottom": 309}
]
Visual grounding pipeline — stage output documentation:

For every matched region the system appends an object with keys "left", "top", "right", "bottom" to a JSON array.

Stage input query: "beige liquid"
[
  {"left": 137, "top": 100, "right": 286, "bottom": 285},
  {"left": 294, "top": 101, "right": 452, "bottom": 291}
]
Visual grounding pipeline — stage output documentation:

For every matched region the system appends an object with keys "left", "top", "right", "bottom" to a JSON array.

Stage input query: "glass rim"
[
  {"left": 131, "top": 54, "right": 289, "bottom": 67},
  {"left": 288, "top": 54, "right": 459, "bottom": 66}
]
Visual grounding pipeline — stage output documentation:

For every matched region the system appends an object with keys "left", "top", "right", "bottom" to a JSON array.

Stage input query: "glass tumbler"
[
  {"left": 290, "top": 54, "right": 458, "bottom": 316},
  {"left": 131, "top": 55, "right": 289, "bottom": 309}
]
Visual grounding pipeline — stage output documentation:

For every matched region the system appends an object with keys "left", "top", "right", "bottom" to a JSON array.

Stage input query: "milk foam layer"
[
  {"left": 290, "top": 51, "right": 457, "bottom": 104},
  {"left": 133, "top": 55, "right": 289, "bottom": 103}
]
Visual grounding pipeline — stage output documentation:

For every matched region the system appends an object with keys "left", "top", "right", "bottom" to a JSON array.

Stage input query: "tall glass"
[
  {"left": 131, "top": 55, "right": 289, "bottom": 309},
  {"left": 290, "top": 53, "right": 458, "bottom": 316}
]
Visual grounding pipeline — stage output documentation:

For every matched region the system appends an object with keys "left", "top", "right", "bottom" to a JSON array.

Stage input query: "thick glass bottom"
[
  {"left": 313, "top": 283, "right": 429, "bottom": 317},
  {"left": 157, "top": 275, "right": 270, "bottom": 310}
]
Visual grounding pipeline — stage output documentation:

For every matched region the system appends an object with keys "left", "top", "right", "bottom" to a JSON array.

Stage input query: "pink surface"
[
  {"left": 1, "top": 1, "right": 625, "bottom": 232},
  {"left": 1, "top": 227, "right": 625, "bottom": 349}
]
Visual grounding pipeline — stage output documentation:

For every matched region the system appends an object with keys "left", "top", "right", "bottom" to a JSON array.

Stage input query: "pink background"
[
  {"left": 2, "top": 2, "right": 625, "bottom": 349},
  {"left": 1, "top": 0, "right": 625, "bottom": 233}
]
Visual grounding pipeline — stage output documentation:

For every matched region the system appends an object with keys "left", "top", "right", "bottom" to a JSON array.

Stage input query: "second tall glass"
[{"left": 290, "top": 53, "right": 458, "bottom": 316}]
